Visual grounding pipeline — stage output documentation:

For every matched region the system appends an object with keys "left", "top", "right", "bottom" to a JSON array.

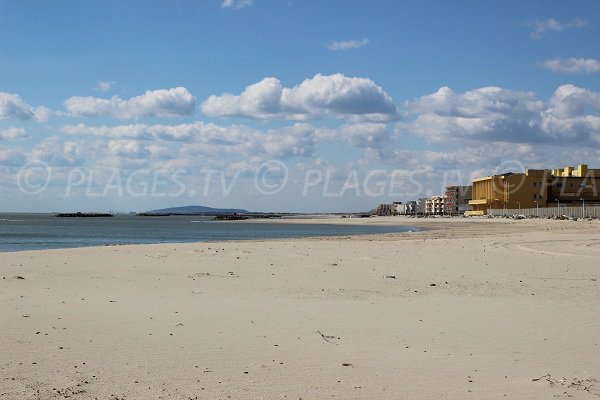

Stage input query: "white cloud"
[
  {"left": 402, "top": 85, "right": 600, "bottom": 145},
  {"left": 0, "top": 92, "right": 50, "bottom": 122},
  {"left": 63, "top": 123, "right": 153, "bottom": 140},
  {"left": 107, "top": 140, "right": 150, "bottom": 158},
  {"left": 95, "top": 81, "right": 114, "bottom": 92},
  {"left": 64, "top": 121, "right": 318, "bottom": 161},
  {"left": 327, "top": 38, "right": 369, "bottom": 51},
  {"left": 0, "top": 145, "right": 26, "bottom": 166},
  {"left": 5, "top": 79, "right": 600, "bottom": 209},
  {"left": 28, "top": 137, "right": 86, "bottom": 167},
  {"left": 540, "top": 58, "right": 600, "bottom": 74},
  {"left": 63, "top": 121, "right": 252, "bottom": 143},
  {"left": 338, "top": 123, "right": 390, "bottom": 148},
  {"left": 63, "top": 119, "right": 395, "bottom": 159},
  {"left": 201, "top": 73, "right": 398, "bottom": 120},
  {"left": 0, "top": 127, "right": 28, "bottom": 140},
  {"left": 404, "top": 86, "right": 545, "bottom": 142},
  {"left": 542, "top": 84, "right": 600, "bottom": 141},
  {"left": 262, "top": 124, "right": 317, "bottom": 158},
  {"left": 64, "top": 87, "right": 196, "bottom": 119},
  {"left": 0, "top": 93, "right": 35, "bottom": 120},
  {"left": 221, "top": 0, "right": 253, "bottom": 9},
  {"left": 408, "top": 86, "right": 545, "bottom": 117},
  {"left": 546, "top": 84, "right": 600, "bottom": 118},
  {"left": 33, "top": 106, "right": 52, "bottom": 122},
  {"left": 529, "top": 17, "right": 586, "bottom": 40}
]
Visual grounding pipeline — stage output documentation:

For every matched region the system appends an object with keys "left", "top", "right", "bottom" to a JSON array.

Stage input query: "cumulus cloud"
[
  {"left": 0, "top": 92, "right": 50, "bottom": 122},
  {"left": 64, "top": 87, "right": 196, "bottom": 119},
  {"left": 0, "top": 93, "right": 36, "bottom": 120},
  {"left": 63, "top": 119, "right": 396, "bottom": 159},
  {"left": 404, "top": 86, "right": 545, "bottom": 142},
  {"left": 107, "top": 140, "right": 150, "bottom": 158},
  {"left": 5, "top": 79, "right": 600, "bottom": 208},
  {"left": 221, "top": 0, "right": 253, "bottom": 9},
  {"left": 408, "top": 86, "right": 545, "bottom": 118},
  {"left": 327, "top": 38, "right": 369, "bottom": 51},
  {"left": 28, "top": 137, "right": 86, "bottom": 167},
  {"left": 338, "top": 123, "right": 390, "bottom": 148},
  {"left": 528, "top": 17, "right": 586, "bottom": 39},
  {"left": 259, "top": 125, "right": 315, "bottom": 159},
  {"left": 542, "top": 84, "right": 600, "bottom": 141},
  {"left": 546, "top": 84, "right": 600, "bottom": 118},
  {"left": 201, "top": 73, "right": 398, "bottom": 120},
  {"left": 540, "top": 58, "right": 600, "bottom": 74},
  {"left": 0, "top": 127, "right": 28, "bottom": 140},
  {"left": 402, "top": 85, "right": 600, "bottom": 145},
  {"left": 64, "top": 121, "right": 320, "bottom": 161}
]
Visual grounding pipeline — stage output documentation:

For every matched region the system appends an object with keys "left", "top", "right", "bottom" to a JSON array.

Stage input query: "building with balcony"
[
  {"left": 425, "top": 195, "right": 446, "bottom": 215},
  {"left": 445, "top": 185, "right": 472, "bottom": 215}
]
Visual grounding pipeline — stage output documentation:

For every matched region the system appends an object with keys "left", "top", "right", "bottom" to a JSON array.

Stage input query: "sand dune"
[{"left": 1, "top": 217, "right": 599, "bottom": 399}]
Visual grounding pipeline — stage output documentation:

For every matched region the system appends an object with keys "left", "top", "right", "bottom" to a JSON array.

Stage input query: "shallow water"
[{"left": 0, "top": 214, "right": 415, "bottom": 252}]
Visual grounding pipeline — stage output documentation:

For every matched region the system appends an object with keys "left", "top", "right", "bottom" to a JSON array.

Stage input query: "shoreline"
[
  {"left": 2, "top": 217, "right": 599, "bottom": 399},
  {"left": 0, "top": 216, "right": 424, "bottom": 254},
  {"left": 4, "top": 214, "right": 596, "bottom": 255}
]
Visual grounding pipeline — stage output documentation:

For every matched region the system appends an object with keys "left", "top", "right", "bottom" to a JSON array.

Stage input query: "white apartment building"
[{"left": 425, "top": 195, "right": 447, "bottom": 215}]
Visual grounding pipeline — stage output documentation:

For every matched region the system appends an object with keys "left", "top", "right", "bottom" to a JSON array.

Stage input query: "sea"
[{"left": 0, "top": 214, "right": 415, "bottom": 252}]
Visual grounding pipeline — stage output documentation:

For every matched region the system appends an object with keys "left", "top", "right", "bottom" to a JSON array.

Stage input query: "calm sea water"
[{"left": 0, "top": 214, "right": 415, "bottom": 252}]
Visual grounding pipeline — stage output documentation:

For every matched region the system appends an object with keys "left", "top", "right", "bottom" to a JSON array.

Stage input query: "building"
[
  {"left": 395, "top": 201, "right": 416, "bottom": 215},
  {"left": 467, "top": 164, "right": 600, "bottom": 215},
  {"left": 547, "top": 165, "right": 600, "bottom": 206},
  {"left": 445, "top": 185, "right": 472, "bottom": 215},
  {"left": 406, "top": 201, "right": 417, "bottom": 215},
  {"left": 394, "top": 203, "right": 406, "bottom": 215},
  {"left": 373, "top": 202, "right": 402, "bottom": 216},
  {"left": 425, "top": 195, "right": 446, "bottom": 215},
  {"left": 416, "top": 198, "right": 428, "bottom": 215}
]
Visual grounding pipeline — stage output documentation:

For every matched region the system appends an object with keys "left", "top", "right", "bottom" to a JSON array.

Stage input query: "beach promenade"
[{"left": 1, "top": 217, "right": 599, "bottom": 399}]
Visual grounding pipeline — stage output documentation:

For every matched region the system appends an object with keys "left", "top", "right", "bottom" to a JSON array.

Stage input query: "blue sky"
[{"left": 1, "top": 0, "right": 599, "bottom": 212}]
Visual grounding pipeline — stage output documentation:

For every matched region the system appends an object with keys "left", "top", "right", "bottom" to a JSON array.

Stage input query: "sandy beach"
[{"left": 1, "top": 217, "right": 599, "bottom": 399}]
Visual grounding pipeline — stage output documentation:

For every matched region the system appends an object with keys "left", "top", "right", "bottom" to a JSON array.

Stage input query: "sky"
[{"left": 1, "top": 0, "right": 599, "bottom": 213}]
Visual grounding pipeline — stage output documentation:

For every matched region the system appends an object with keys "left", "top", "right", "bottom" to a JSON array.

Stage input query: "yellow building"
[
  {"left": 467, "top": 164, "right": 600, "bottom": 215},
  {"left": 548, "top": 164, "right": 600, "bottom": 206}
]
